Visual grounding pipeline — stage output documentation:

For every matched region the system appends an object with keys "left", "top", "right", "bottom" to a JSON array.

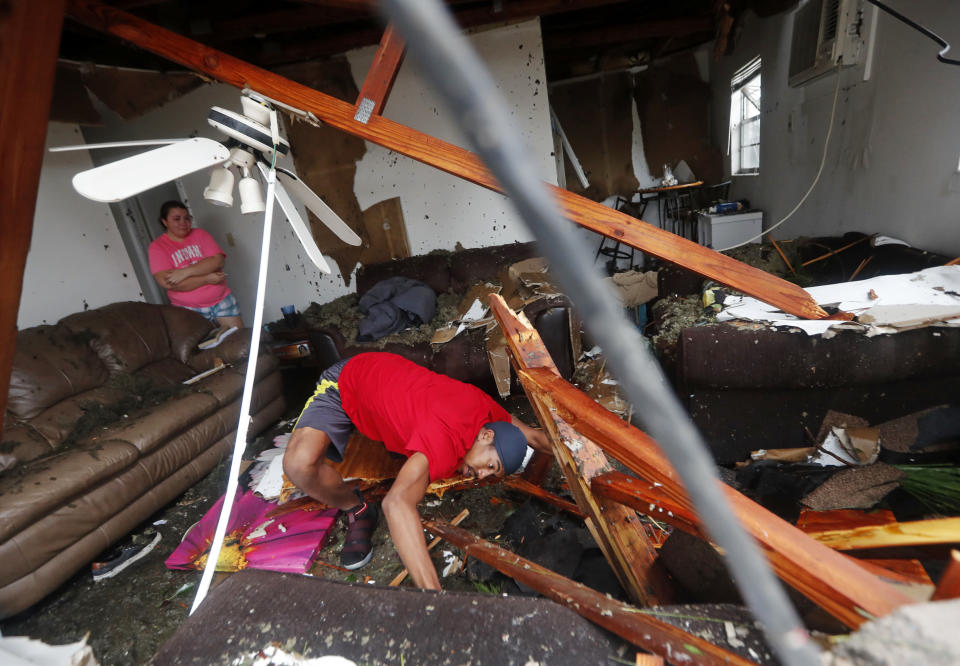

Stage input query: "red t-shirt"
[{"left": 339, "top": 353, "right": 511, "bottom": 481}]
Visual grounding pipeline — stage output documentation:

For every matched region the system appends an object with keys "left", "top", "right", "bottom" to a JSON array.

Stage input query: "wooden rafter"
[
  {"left": 488, "top": 294, "right": 913, "bottom": 629},
  {"left": 490, "top": 304, "right": 671, "bottom": 606},
  {"left": 0, "top": 0, "right": 67, "bottom": 436},
  {"left": 424, "top": 518, "right": 758, "bottom": 666},
  {"left": 354, "top": 23, "right": 405, "bottom": 122},
  {"left": 65, "top": 0, "right": 828, "bottom": 320}
]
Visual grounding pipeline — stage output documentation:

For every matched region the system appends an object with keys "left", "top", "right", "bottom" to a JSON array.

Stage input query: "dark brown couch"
[{"left": 0, "top": 301, "right": 285, "bottom": 618}]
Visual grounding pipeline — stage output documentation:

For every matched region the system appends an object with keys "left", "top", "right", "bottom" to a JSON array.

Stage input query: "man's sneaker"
[
  {"left": 340, "top": 502, "right": 378, "bottom": 570},
  {"left": 91, "top": 532, "right": 162, "bottom": 582},
  {"left": 198, "top": 325, "right": 238, "bottom": 350}
]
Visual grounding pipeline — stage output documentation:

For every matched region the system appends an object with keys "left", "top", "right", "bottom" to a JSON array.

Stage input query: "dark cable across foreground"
[{"left": 377, "top": 1, "right": 821, "bottom": 664}]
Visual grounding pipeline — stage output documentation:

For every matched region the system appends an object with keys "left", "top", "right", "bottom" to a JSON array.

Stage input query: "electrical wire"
[
  {"left": 720, "top": 0, "right": 960, "bottom": 252},
  {"left": 717, "top": 66, "right": 842, "bottom": 252},
  {"left": 377, "top": 1, "right": 821, "bottom": 664},
  {"left": 866, "top": 0, "right": 960, "bottom": 66}
]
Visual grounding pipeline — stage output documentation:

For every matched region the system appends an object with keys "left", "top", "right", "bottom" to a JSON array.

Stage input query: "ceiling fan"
[{"left": 51, "top": 91, "right": 361, "bottom": 274}]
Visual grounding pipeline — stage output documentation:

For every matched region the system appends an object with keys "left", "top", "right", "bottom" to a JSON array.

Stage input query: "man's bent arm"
[
  {"left": 382, "top": 453, "right": 439, "bottom": 589},
  {"left": 511, "top": 416, "right": 551, "bottom": 454}
]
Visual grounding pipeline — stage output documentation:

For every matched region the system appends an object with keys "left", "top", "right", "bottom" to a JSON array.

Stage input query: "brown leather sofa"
[{"left": 0, "top": 301, "right": 285, "bottom": 618}]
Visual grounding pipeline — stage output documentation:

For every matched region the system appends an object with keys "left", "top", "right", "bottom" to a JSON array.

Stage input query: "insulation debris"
[{"left": 716, "top": 265, "right": 960, "bottom": 336}]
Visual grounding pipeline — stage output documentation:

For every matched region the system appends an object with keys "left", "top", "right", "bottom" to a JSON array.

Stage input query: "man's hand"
[
  {"left": 381, "top": 453, "right": 439, "bottom": 590},
  {"left": 511, "top": 415, "right": 551, "bottom": 454}
]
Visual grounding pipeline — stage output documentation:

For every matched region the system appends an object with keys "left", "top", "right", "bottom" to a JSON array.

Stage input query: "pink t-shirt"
[{"left": 148, "top": 228, "right": 230, "bottom": 308}]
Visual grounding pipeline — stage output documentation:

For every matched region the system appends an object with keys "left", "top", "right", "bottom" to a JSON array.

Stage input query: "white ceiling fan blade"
[
  {"left": 275, "top": 167, "right": 362, "bottom": 246},
  {"left": 257, "top": 162, "right": 332, "bottom": 274},
  {"left": 49, "top": 139, "right": 184, "bottom": 153},
  {"left": 72, "top": 137, "right": 229, "bottom": 203}
]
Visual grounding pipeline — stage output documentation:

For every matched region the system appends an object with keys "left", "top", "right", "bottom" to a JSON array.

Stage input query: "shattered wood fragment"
[
  {"left": 931, "top": 550, "right": 960, "bottom": 601},
  {"left": 796, "top": 508, "right": 898, "bottom": 533},
  {"left": 806, "top": 517, "right": 960, "bottom": 550},
  {"left": 488, "top": 295, "right": 913, "bottom": 628},
  {"left": 502, "top": 477, "right": 585, "bottom": 518},
  {"left": 592, "top": 471, "right": 701, "bottom": 538},
  {"left": 492, "top": 298, "right": 672, "bottom": 606},
  {"left": 66, "top": 0, "right": 830, "bottom": 321},
  {"left": 423, "top": 519, "right": 758, "bottom": 666}
]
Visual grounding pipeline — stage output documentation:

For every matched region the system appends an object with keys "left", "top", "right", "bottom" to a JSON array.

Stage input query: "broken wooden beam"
[
  {"left": 492, "top": 302, "right": 672, "bottom": 606},
  {"left": 503, "top": 477, "right": 585, "bottom": 519},
  {"left": 0, "top": 0, "right": 67, "bottom": 437},
  {"left": 354, "top": 22, "right": 405, "bottom": 122},
  {"left": 932, "top": 550, "right": 960, "bottom": 601},
  {"left": 805, "top": 516, "right": 960, "bottom": 551},
  {"left": 423, "top": 518, "right": 758, "bottom": 666},
  {"left": 592, "top": 471, "right": 701, "bottom": 538},
  {"left": 488, "top": 294, "right": 913, "bottom": 628},
  {"left": 65, "top": 0, "right": 829, "bottom": 321}
]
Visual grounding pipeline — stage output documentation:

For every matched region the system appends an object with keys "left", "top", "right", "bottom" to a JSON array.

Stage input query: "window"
[{"left": 729, "top": 57, "right": 761, "bottom": 175}]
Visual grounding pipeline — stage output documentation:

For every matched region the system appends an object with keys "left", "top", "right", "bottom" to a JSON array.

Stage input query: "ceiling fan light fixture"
[
  {"left": 204, "top": 165, "right": 234, "bottom": 207},
  {"left": 238, "top": 176, "right": 265, "bottom": 214}
]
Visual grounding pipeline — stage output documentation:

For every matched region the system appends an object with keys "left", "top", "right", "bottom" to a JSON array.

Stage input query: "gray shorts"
[{"left": 293, "top": 358, "right": 354, "bottom": 463}]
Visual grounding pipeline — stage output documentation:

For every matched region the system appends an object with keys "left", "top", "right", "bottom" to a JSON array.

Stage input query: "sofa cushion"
[
  {"left": 0, "top": 423, "right": 55, "bottom": 471},
  {"left": 192, "top": 355, "right": 279, "bottom": 405},
  {"left": 92, "top": 392, "right": 220, "bottom": 456},
  {"left": 6, "top": 325, "right": 110, "bottom": 420},
  {"left": 27, "top": 385, "right": 130, "bottom": 450},
  {"left": 0, "top": 439, "right": 140, "bottom": 543},
  {"left": 137, "top": 358, "right": 198, "bottom": 385},
  {"left": 160, "top": 305, "right": 214, "bottom": 364},
  {"left": 61, "top": 302, "right": 172, "bottom": 374}
]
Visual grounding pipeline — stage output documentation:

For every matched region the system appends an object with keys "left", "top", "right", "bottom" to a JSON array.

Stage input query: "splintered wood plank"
[
  {"left": 490, "top": 296, "right": 670, "bottom": 606},
  {"left": 796, "top": 508, "right": 898, "bottom": 533},
  {"left": 66, "top": 0, "right": 828, "bottom": 321},
  {"left": 354, "top": 22, "right": 405, "bottom": 121},
  {"left": 524, "top": 364, "right": 913, "bottom": 627},
  {"left": 423, "top": 518, "right": 757, "bottom": 666},
  {"left": 503, "top": 477, "right": 585, "bottom": 518},
  {"left": 0, "top": 0, "right": 67, "bottom": 434},
  {"left": 592, "top": 471, "right": 701, "bottom": 537},
  {"left": 488, "top": 294, "right": 913, "bottom": 628},
  {"left": 805, "top": 517, "right": 960, "bottom": 551}
]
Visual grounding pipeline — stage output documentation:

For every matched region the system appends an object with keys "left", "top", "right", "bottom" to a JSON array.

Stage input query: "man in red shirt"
[{"left": 283, "top": 352, "right": 550, "bottom": 588}]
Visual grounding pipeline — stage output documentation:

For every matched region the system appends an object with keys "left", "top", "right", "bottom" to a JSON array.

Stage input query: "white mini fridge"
[{"left": 697, "top": 211, "right": 763, "bottom": 249}]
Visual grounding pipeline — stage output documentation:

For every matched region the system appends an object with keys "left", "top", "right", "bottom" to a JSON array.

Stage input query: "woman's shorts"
[
  {"left": 293, "top": 358, "right": 354, "bottom": 462},
  {"left": 184, "top": 292, "right": 240, "bottom": 322}
]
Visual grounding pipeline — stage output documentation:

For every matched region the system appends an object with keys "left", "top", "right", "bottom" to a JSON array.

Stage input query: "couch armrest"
[{"left": 186, "top": 328, "right": 254, "bottom": 371}]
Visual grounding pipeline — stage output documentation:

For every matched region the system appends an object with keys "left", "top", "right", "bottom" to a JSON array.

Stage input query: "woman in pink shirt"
[{"left": 148, "top": 201, "right": 243, "bottom": 331}]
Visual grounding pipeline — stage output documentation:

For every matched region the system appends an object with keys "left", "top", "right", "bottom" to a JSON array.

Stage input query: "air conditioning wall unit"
[{"left": 789, "top": 0, "right": 864, "bottom": 87}]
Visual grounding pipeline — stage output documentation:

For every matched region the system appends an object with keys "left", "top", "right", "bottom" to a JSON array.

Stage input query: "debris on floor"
[{"left": 0, "top": 634, "right": 99, "bottom": 666}]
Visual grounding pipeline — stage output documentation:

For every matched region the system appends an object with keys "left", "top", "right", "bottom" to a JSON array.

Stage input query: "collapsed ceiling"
[{"left": 58, "top": 0, "right": 746, "bottom": 80}]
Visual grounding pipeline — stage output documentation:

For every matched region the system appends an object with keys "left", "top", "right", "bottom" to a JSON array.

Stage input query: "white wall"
[
  {"left": 347, "top": 19, "right": 556, "bottom": 254},
  {"left": 18, "top": 123, "right": 141, "bottom": 328},
  {"left": 711, "top": 1, "right": 960, "bottom": 256},
  {"left": 26, "top": 20, "right": 555, "bottom": 327}
]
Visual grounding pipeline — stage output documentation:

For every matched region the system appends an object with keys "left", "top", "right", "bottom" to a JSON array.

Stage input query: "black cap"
[{"left": 486, "top": 421, "right": 527, "bottom": 475}]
